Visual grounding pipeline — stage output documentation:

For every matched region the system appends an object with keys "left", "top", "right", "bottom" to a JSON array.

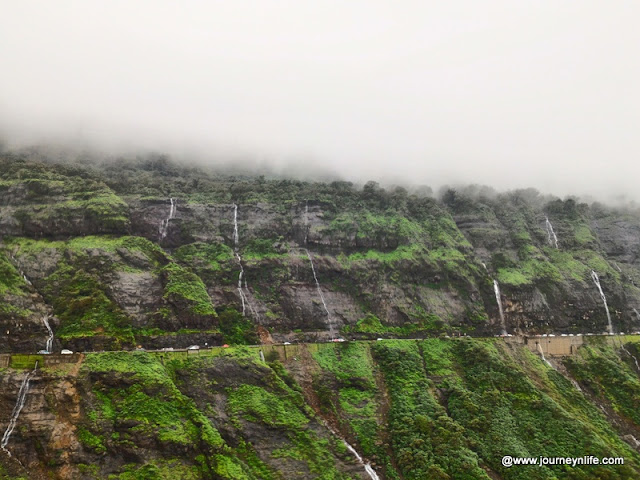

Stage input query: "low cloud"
[{"left": 2, "top": 1, "right": 639, "bottom": 202}]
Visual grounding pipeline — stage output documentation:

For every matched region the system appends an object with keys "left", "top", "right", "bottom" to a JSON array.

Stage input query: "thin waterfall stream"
[
  {"left": 493, "top": 280, "right": 507, "bottom": 335},
  {"left": 9, "top": 254, "right": 31, "bottom": 286},
  {"left": 232, "top": 204, "right": 258, "bottom": 318},
  {"left": 305, "top": 249, "right": 335, "bottom": 339},
  {"left": 323, "top": 423, "right": 379, "bottom": 480},
  {"left": 621, "top": 345, "right": 640, "bottom": 372},
  {"left": 159, "top": 197, "right": 176, "bottom": 239},
  {"left": 342, "top": 440, "right": 380, "bottom": 480},
  {"left": 591, "top": 271, "right": 613, "bottom": 334},
  {"left": 536, "top": 342, "right": 553, "bottom": 368},
  {"left": 304, "top": 200, "right": 309, "bottom": 245},
  {"left": 545, "top": 216, "right": 559, "bottom": 249},
  {"left": 1, "top": 362, "right": 38, "bottom": 456},
  {"left": 42, "top": 315, "right": 54, "bottom": 352},
  {"left": 482, "top": 263, "right": 508, "bottom": 335}
]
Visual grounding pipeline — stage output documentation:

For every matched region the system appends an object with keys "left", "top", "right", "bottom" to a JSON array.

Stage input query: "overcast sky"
[{"left": 1, "top": 1, "right": 639, "bottom": 199}]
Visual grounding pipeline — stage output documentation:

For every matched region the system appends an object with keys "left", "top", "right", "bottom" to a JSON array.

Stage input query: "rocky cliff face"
[
  {"left": 2, "top": 338, "right": 640, "bottom": 479},
  {"left": 2, "top": 154, "right": 640, "bottom": 352},
  {"left": 3, "top": 152, "right": 640, "bottom": 479}
]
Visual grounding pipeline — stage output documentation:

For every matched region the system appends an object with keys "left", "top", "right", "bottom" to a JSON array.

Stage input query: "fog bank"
[{"left": 1, "top": 1, "right": 639, "bottom": 202}]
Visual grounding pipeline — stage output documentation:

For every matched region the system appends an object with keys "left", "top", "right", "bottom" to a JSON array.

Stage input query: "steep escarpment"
[
  {"left": 2, "top": 338, "right": 640, "bottom": 479},
  {"left": 1, "top": 152, "right": 640, "bottom": 352}
]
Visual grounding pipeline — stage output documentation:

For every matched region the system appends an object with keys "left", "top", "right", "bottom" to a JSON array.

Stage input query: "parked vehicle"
[
  {"left": 187, "top": 345, "right": 200, "bottom": 350},
  {"left": 61, "top": 349, "right": 73, "bottom": 354}
]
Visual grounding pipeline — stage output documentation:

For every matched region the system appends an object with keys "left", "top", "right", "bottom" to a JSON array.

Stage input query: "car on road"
[
  {"left": 61, "top": 349, "right": 73, "bottom": 354},
  {"left": 37, "top": 350, "right": 50, "bottom": 354},
  {"left": 187, "top": 345, "right": 200, "bottom": 350},
  {"left": 283, "top": 342, "right": 291, "bottom": 345}
]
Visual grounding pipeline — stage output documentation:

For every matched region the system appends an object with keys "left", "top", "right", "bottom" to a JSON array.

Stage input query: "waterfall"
[
  {"left": 536, "top": 342, "right": 553, "bottom": 368},
  {"left": 545, "top": 216, "right": 559, "bottom": 249},
  {"left": 235, "top": 253, "right": 244, "bottom": 289},
  {"left": 621, "top": 345, "right": 640, "bottom": 372},
  {"left": 634, "top": 308, "right": 640, "bottom": 321},
  {"left": 232, "top": 205, "right": 257, "bottom": 318},
  {"left": 9, "top": 255, "right": 32, "bottom": 286},
  {"left": 233, "top": 203, "right": 239, "bottom": 248},
  {"left": 493, "top": 280, "right": 507, "bottom": 335},
  {"left": 591, "top": 271, "right": 613, "bottom": 334},
  {"left": 323, "top": 422, "right": 379, "bottom": 479},
  {"left": 304, "top": 200, "right": 309, "bottom": 245},
  {"left": 42, "top": 315, "right": 54, "bottom": 352},
  {"left": 342, "top": 439, "right": 380, "bottom": 480},
  {"left": 482, "top": 264, "right": 507, "bottom": 334},
  {"left": 159, "top": 197, "right": 176, "bottom": 239},
  {"left": 305, "top": 249, "right": 335, "bottom": 339},
  {"left": 1, "top": 363, "right": 38, "bottom": 456},
  {"left": 236, "top": 253, "right": 246, "bottom": 315}
]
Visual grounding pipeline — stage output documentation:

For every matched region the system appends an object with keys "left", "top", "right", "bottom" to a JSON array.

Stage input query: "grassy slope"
[{"left": 3, "top": 340, "right": 640, "bottom": 479}]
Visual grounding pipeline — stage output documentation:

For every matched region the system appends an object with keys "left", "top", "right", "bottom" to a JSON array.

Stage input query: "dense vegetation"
[
  {"left": 2, "top": 149, "right": 640, "bottom": 351},
  {"left": 3, "top": 338, "right": 640, "bottom": 479},
  {"left": 2, "top": 148, "right": 640, "bottom": 478}
]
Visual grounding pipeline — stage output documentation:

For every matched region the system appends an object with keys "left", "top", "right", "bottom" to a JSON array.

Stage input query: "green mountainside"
[
  {"left": 2, "top": 151, "right": 640, "bottom": 353},
  {"left": 2, "top": 338, "right": 640, "bottom": 479},
  {"left": 2, "top": 150, "right": 640, "bottom": 479}
]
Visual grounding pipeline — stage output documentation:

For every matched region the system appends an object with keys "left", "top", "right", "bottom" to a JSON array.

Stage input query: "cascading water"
[
  {"left": 544, "top": 216, "right": 559, "bottom": 249},
  {"left": 621, "top": 345, "right": 640, "bottom": 372},
  {"left": 232, "top": 205, "right": 258, "bottom": 318},
  {"left": 1, "top": 362, "right": 38, "bottom": 456},
  {"left": 323, "top": 423, "right": 379, "bottom": 480},
  {"left": 233, "top": 204, "right": 239, "bottom": 248},
  {"left": 159, "top": 197, "right": 176, "bottom": 239},
  {"left": 591, "top": 271, "right": 613, "bottom": 334},
  {"left": 42, "top": 315, "right": 54, "bottom": 352},
  {"left": 236, "top": 253, "right": 247, "bottom": 315},
  {"left": 9, "top": 254, "right": 32, "bottom": 286},
  {"left": 634, "top": 308, "right": 640, "bottom": 321},
  {"left": 536, "top": 342, "right": 553, "bottom": 368},
  {"left": 342, "top": 439, "right": 380, "bottom": 480},
  {"left": 304, "top": 200, "right": 309, "bottom": 245},
  {"left": 493, "top": 280, "right": 507, "bottom": 335},
  {"left": 305, "top": 249, "right": 335, "bottom": 339}
]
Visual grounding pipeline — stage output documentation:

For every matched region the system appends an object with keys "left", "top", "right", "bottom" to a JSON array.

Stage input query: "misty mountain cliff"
[
  {"left": 3, "top": 152, "right": 640, "bottom": 480},
  {"left": 1, "top": 151, "right": 640, "bottom": 353}
]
